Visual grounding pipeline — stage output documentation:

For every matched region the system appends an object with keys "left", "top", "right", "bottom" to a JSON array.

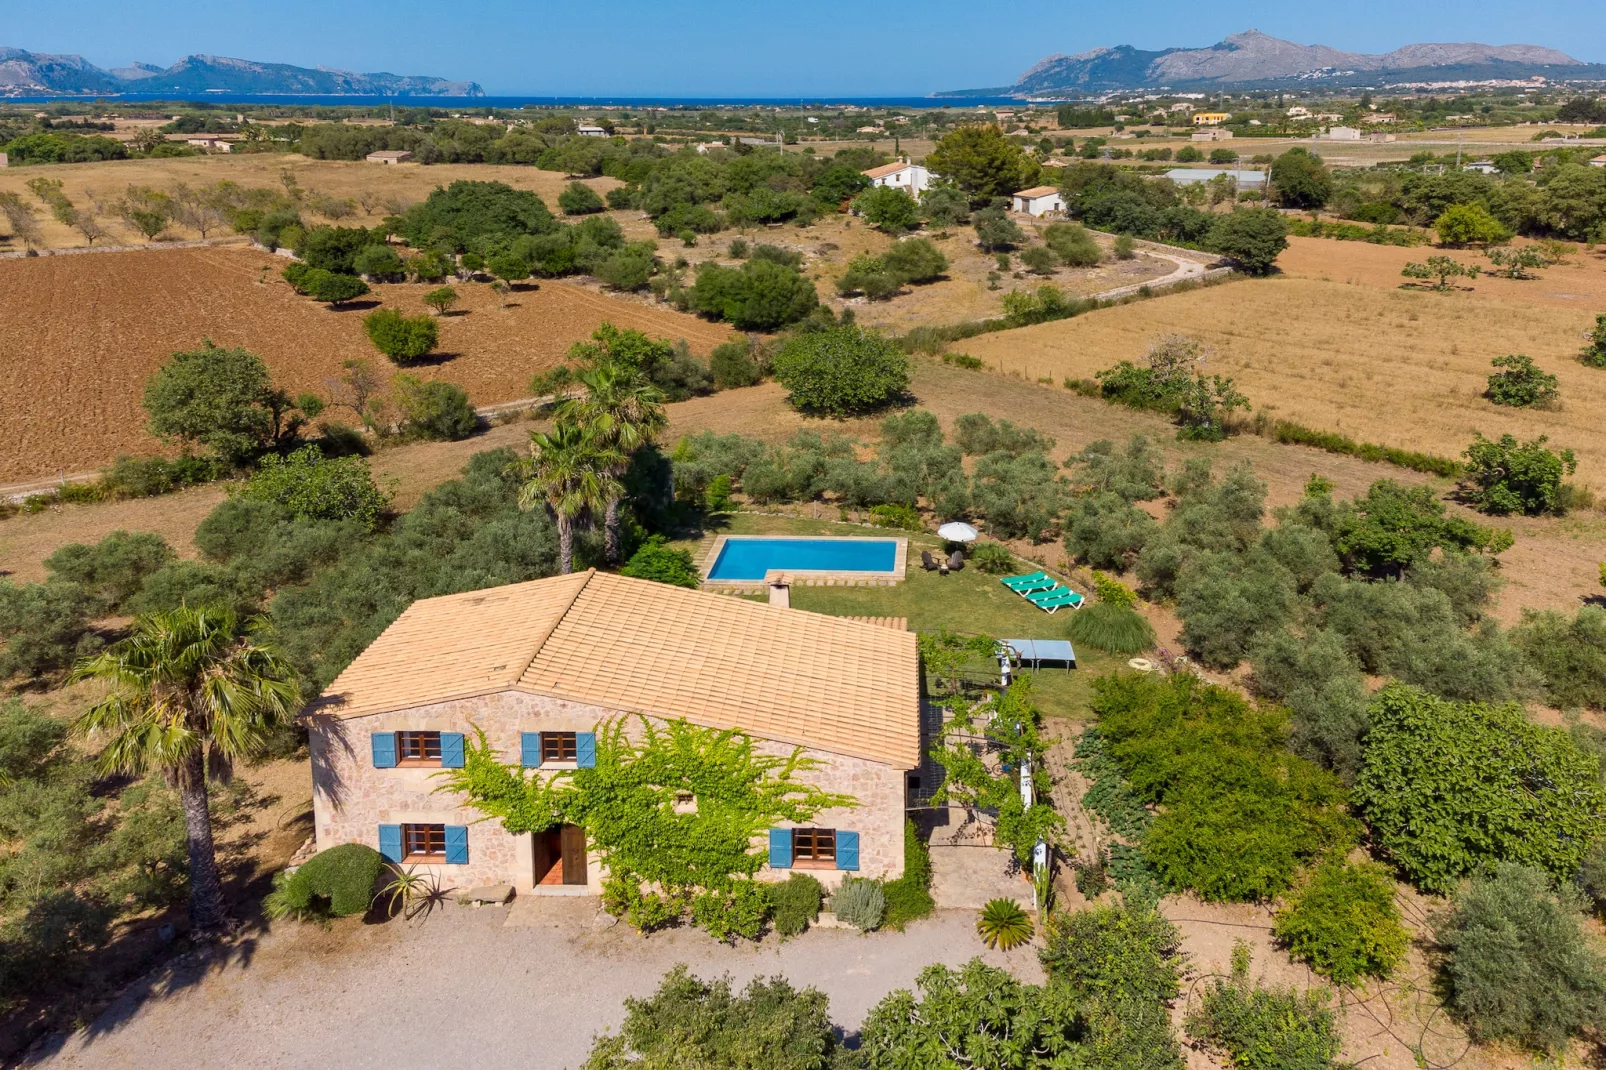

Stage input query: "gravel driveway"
[{"left": 30, "top": 901, "right": 1041, "bottom": 1070}]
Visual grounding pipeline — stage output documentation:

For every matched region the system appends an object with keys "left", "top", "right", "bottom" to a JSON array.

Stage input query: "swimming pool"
[{"left": 705, "top": 536, "right": 903, "bottom": 582}]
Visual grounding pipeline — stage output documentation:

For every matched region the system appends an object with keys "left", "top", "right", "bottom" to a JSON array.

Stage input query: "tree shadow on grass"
[{"left": 327, "top": 299, "right": 382, "bottom": 312}]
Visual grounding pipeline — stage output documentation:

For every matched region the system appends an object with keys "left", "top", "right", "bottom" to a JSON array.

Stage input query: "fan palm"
[
  {"left": 71, "top": 606, "right": 301, "bottom": 936},
  {"left": 556, "top": 362, "right": 667, "bottom": 565},
  {"left": 511, "top": 421, "right": 623, "bottom": 574}
]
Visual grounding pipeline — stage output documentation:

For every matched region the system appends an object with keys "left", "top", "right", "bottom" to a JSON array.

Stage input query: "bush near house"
[{"left": 263, "top": 843, "right": 385, "bottom": 921}]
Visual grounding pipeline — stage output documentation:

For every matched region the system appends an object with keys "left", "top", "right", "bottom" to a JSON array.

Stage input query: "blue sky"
[{"left": 7, "top": 1, "right": 1603, "bottom": 95}]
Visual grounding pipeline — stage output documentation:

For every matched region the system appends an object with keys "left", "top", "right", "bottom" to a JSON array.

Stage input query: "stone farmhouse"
[{"left": 304, "top": 570, "right": 922, "bottom": 895}]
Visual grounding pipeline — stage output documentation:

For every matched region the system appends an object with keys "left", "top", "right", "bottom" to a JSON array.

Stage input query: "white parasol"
[{"left": 937, "top": 521, "right": 979, "bottom": 543}]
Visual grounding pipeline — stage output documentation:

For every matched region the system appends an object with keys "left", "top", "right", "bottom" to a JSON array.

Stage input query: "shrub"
[
  {"left": 264, "top": 843, "right": 384, "bottom": 920},
  {"left": 1043, "top": 222, "right": 1101, "bottom": 267},
  {"left": 351, "top": 243, "right": 405, "bottom": 282},
  {"left": 1113, "top": 233, "right": 1135, "bottom": 259},
  {"left": 392, "top": 374, "right": 477, "bottom": 441},
  {"left": 1066, "top": 602, "right": 1156, "bottom": 656},
  {"left": 882, "top": 819, "right": 934, "bottom": 930},
  {"left": 1353, "top": 685, "right": 1606, "bottom": 893},
  {"left": 1091, "top": 570, "right": 1136, "bottom": 607},
  {"left": 422, "top": 285, "right": 458, "bottom": 315},
  {"left": 43, "top": 531, "right": 174, "bottom": 613},
  {"left": 1039, "top": 902, "right": 1183, "bottom": 1004},
  {"left": 709, "top": 337, "right": 762, "bottom": 388},
  {"left": 832, "top": 876, "right": 885, "bottom": 931},
  {"left": 868, "top": 503, "right": 921, "bottom": 530},
  {"left": 770, "top": 873, "right": 824, "bottom": 937},
  {"left": 0, "top": 581, "right": 99, "bottom": 681},
  {"left": 1185, "top": 947, "right": 1343, "bottom": 1070},
  {"left": 1019, "top": 244, "right": 1058, "bottom": 274},
  {"left": 1249, "top": 629, "right": 1369, "bottom": 785},
  {"left": 690, "top": 880, "right": 770, "bottom": 942},
  {"left": 691, "top": 259, "right": 819, "bottom": 331},
  {"left": 853, "top": 185, "right": 920, "bottom": 233},
  {"left": 1435, "top": 863, "right": 1606, "bottom": 1051},
  {"left": 239, "top": 444, "right": 391, "bottom": 529},
  {"left": 557, "top": 181, "right": 605, "bottom": 215},
  {"left": 771, "top": 326, "right": 909, "bottom": 416},
  {"left": 1461, "top": 432, "right": 1577, "bottom": 516},
  {"left": 1485, "top": 354, "right": 1558, "bottom": 407},
  {"left": 1486, "top": 245, "right": 1547, "bottom": 280},
  {"left": 302, "top": 268, "right": 370, "bottom": 306},
  {"left": 976, "top": 899, "right": 1033, "bottom": 950},
  {"left": 1207, "top": 208, "right": 1289, "bottom": 276},
  {"left": 880, "top": 237, "right": 948, "bottom": 283},
  {"left": 968, "top": 541, "right": 1015, "bottom": 574},
  {"left": 1272, "top": 858, "right": 1408, "bottom": 985},
  {"left": 1510, "top": 606, "right": 1606, "bottom": 710},
  {"left": 1582, "top": 312, "right": 1606, "bottom": 368},
  {"left": 619, "top": 535, "right": 700, "bottom": 588},
  {"left": 1063, "top": 493, "right": 1158, "bottom": 571},
  {"left": 142, "top": 340, "right": 297, "bottom": 467},
  {"left": 1434, "top": 202, "right": 1510, "bottom": 246},
  {"left": 363, "top": 308, "right": 439, "bottom": 363}
]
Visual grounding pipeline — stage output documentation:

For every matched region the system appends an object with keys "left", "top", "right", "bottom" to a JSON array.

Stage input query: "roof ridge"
[{"left": 510, "top": 569, "right": 595, "bottom": 683}]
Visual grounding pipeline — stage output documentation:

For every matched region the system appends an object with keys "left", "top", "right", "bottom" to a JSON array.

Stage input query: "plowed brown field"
[{"left": 0, "top": 246, "right": 729, "bottom": 482}]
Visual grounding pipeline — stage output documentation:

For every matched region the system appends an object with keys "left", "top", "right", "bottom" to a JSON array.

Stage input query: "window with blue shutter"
[
  {"left": 835, "top": 830, "right": 860, "bottom": 871},
  {"left": 444, "top": 825, "right": 469, "bottom": 865},
  {"left": 377, "top": 824, "right": 402, "bottom": 863},
  {"left": 371, "top": 731, "right": 397, "bottom": 768},
  {"left": 440, "top": 732, "right": 465, "bottom": 768},
  {"left": 520, "top": 733, "right": 541, "bottom": 767},
  {"left": 576, "top": 732, "right": 597, "bottom": 769},
  {"left": 768, "top": 828, "right": 793, "bottom": 869}
]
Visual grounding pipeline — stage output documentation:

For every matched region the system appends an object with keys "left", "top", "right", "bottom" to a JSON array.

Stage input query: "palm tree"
[
  {"left": 555, "top": 362, "right": 667, "bottom": 565},
  {"left": 512, "top": 421, "right": 622, "bottom": 574},
  {"left": 71, "top": 607, "right": 302, "bottom": 937}
]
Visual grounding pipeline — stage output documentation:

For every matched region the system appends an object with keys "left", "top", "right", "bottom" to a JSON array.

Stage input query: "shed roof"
[
  {"left": 862, "top": 161, "right": 917, "bottom": 179},
  {"left": 311, "top": 570, "right": 921, "bottom": 767},
  {"left": 1013, "top": 186, "right": 1061, "bottom": 199}
]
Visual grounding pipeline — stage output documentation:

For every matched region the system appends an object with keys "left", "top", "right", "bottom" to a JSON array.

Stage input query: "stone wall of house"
[{"left": 307, "top": 690, "right": 909, "bottom": 894}]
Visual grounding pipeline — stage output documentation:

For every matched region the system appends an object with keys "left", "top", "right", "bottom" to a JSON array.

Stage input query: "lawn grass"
[{"left": 673, "top": 512, "right": 1120, "bottom": 718}]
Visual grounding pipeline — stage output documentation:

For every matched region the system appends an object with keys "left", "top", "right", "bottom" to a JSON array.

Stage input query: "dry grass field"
[
  {"left": 961, "top": 235, "right": 1606, "bottom": 488},
  {"left": 0, "top": 245, "right": 728, "bottom": 481}
]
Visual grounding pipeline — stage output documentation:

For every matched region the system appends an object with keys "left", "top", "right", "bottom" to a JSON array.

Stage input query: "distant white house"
[
  {"left": 1590, "top": 154, "right": 1606, "bottom": 168},
  {"left": 1011, "top": 186, "right": 1065, "bottom": 217},
  {"left": 1163, "top": 168, "right": 1266, "bottom": 189},
  {"left": 1463, "top": 161, "right": 1499, "bottom": 175},
  {"left": 862, "top": 159, "right": 932, "bottom": 197},
  {"left": 1286, "top": 106, "right": 1311, "bottom": 118},
  {"left": 365, "top": 150, "right": 414, "bottom": 165},
  {"left": 1191, "top": 128, "right": 1234, "bottom": 142},
  {"left": 1323, "top": 126, "right": 1363, "bottom": 141},
  {"left": 185, "top": 136, "right": 231, "bottom": 152},
  {"left": 576, "top": 125, "right": 608, "bottom": 137}
]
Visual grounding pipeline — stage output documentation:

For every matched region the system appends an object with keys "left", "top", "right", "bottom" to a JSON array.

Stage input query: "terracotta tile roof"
[
  {"left": 312, "top": 570, "right": 921, "bottom": 767},
  {"left": 862, "top": 161, "right": 913, "bottom": 179},
  {"left": 1013, "top": 186, "right": 1061, "bottom": 199},
  {"left": 842, "top": 617, "right": 908, "bottom": 631}
]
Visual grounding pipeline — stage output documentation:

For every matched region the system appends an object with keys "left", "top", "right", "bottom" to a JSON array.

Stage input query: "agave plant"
[
  {"left": 374, "top": 863, "right": 448, "bottom": 922},
  {"left": 976, "top": 898, "right": 1034, "bottom": 951}
]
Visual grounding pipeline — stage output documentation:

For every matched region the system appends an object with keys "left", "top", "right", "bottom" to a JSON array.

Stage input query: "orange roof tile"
[
  {"left": 312, "top": 571, "right": 921, "bottom": 767},
  {"left": 1013, "top": 186, "right": 1061, "bottom": 199},
  {"left": 862, "top": 162, "right": 913, "bottom": 179}
]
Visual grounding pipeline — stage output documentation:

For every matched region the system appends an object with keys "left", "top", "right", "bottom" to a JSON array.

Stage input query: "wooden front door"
[
  {"left": 533, "top": 829, "right": 562, "bottom": 886},
  {"left": 560, "top": 824, "right": 587, "bottom": 886}
]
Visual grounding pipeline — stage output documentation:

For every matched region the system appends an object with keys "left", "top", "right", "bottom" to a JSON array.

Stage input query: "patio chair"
[
  {"left": 921, "top": 550, "right": 941, "bottom": 572},
  {"left": 947, "top": 549, "right": 965, "bottom": 572}
]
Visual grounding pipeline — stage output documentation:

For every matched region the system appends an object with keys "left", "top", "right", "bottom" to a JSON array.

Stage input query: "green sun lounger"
[
  {"left": 1002, "top": 572, "right": 1054, "bottom": 593},
  {"left": 1028, "top": 589, "right": 1085, "bottom": 613}
]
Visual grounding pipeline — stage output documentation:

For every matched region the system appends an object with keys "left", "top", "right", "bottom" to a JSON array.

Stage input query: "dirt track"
[{"left": 0, "top": 246, "right": 729, "bottom": 481}]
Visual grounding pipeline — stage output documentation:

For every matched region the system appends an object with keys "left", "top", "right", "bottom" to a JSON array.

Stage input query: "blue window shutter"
[
  {"left": 768, "top": 828, "right": 793, "bottom": 869},
  {"left": 576, "top": 732, "right": 597, "bottom": 769},
  {"left": 440, "top": 732, "right": 465, "bottom": 768},
  {"left": 444, "top": 825, "right": 469, "bottom": 865},
  {"left": 520, "top": 733, "right": 541, "bottom": 767},
  {"left": 371, "top": 732, "right": 397, "bottom": 768},
  {"left": 836, "top": 831, "right": 860, "bottom": 871},
  {"left": 377, "top": 824, "right": 402, "bottom": 863}
]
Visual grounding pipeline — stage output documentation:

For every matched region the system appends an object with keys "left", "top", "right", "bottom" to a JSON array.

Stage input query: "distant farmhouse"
[
  {"left": 365, "top": 149, "right": 413, "bottom": 164},
  {"left": 1192, "top": 112, "right": 1231, "bottom": 126},
  {"left": 862, "top": 159, "right": 932, "bottom": 197},
  {"left": 1011, "top": 186, "right": 1065, "bottom": 217}
]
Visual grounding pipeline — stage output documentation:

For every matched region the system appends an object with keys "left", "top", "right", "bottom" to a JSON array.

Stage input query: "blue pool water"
[{"left": 707, "top": 537, "right": 898, "bottom": 581}]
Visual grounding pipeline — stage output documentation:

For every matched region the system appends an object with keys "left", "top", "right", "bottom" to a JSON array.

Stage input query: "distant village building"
[
  {"left": 1363, "top": 113, "right": 1397, "bottom": 124},
  {"left": 1463, "top": 161, "right": 1499, "bottom": 175},
  {"left": 1368, "top": 132, "right": 1397, "bottom": 143},
  {"left": 365, "top": 150, "right": 414, "bottom": 165},
  {"left": 1011, "top": 186, "right": 1065, "bottom": 217},
  {"left": 1191, "top": 128, "right": 1234, "bottom": 142},
  {"left": 857, "top": 125, "right": 883, "bottom": 134},
  {"left": 1313, "top": 113, "right": 1345, "bottom": 123},
  {"left": 862, "top": 159, "right": 931, "bottom": 197},
  {"left": 576, "top": 125, "right": 608, "bottom": 137},
  {"left": 1170, "top": 103, "right": 1194, "bottom": 113},
  {"left": 1286, "top": 106, "right": 1311, "bottom": 118},
  {"left": 1590, "top": 154, "right": 1606, "bottom": 168},
  {"left": 1192, "top": 112, "right": 1231, "bottom": 126},
  {"left": 184, "top": 135, "right": 231, "bottom": 152},
  {"left": 1163, "top": 168, "right": 1266, "bottom": 189},
  {"left": 0, "top": 152, "right": 8, "bottom": 169},
  {"left": 1323, "top": 126, "right": 1363, "bottom": 141}
]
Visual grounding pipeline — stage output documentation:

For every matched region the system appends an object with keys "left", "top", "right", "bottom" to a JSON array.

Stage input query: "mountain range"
[
  {"left": 0, "top": 47, "right": 482, "bottom": 96},
  {"left": 944, "top": 30, "right": 1606, "bottom": 97}
]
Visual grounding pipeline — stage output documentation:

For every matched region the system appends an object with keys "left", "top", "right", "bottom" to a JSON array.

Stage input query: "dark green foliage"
[
  {"left": 1435, "top": 863, "right": 1606, "bottom": 1052},
  {"left": 558, "top": 181, "right": 605, "bottom": 215},
  {"left": 583, "top": 965, "right": 838, "bottom": 1070},
  {"left": 1074, "top": 728, "right": 1153, "bottom": 843},
  {"left": 1485, "top": 354, "right": 1558, "bottom": 407},
  {"left": 880, "top": 237, "right": 948, "bottom": 283},
  {"left": 265, "top": 843, "right": 383, "bottom": 920},
  {"left": 853, "top": 186, "right": 920, "bottom": 233},
  {"left": 882, "top": 819, "right": 934, "bottom": 930},
  {"left": 593, "top": 243, "right": 658, "bottom": 291},
  {"left": 928, "top": 125, "right": 1041, "bottom": 202},
  {"left": 1269, "top": 148, "right": 1332, "bottom": 210},
  {"left": 691, "top": 259, "right": 819, "bottom": 331},
  {"left": 690, "top": 880, "right": 771, "bottom": 942},
  {"left": 1331, "top": 479, "right": 1507, "bottom": 577},
  {"left": 1062, "top": 493, "right": 1157, "bottom": 571},
  {"left": 394, "top": 180, "right": 559, "bottom": 252},
  {"left": 1207, "top": 208, "right": 1289, "bottom": 275},
  {"left": 1175, "top": 549, "right": 1298, "bottom": 669},
  {"left": 1066, "top": 603, "right": 1156, "bottom": 656},
  {"left": 1043, "top": 222, "right": 1101, "bottom": 267},
  {"left": 1039, "top": 902, "right": 1183, "bottom": 1004},
  {"left": 619, "top": 535, "right": 699, "bottom": 588},
  {"left": 1249, "top": 628, "right": 1369, "bottom": 784},
  {"left": 1354, "top": 685, "right": 1606, "bottom": 893},
  {"left": 953, "top": 413, "right": 1053, "bottom": 457},
  {"left": 810, "top": 165, "right": 870, "bottom": 208},
  {"left": 1273, "top": 858, "right": 1408, "bottom": 985},
  {"left": 1582, "top": 312, "right": 1606, "bottom": 368},
  {"left": 1000, "top": 285, "right": 1088, "bottom": 327},
  {"left": 1461, "top": 432, "right": 1578, "bottom": 516},
  {"left": 770, "top": 873, "right": 824, "bottom": 937},
  {"left": 485, "top": 253, "right": 530, "bottom": 284},
  {"left": 1185, "top": 950, "right": 1343, "bottom": 1070},
  {"left": 771, "top": 326, "right": 908, "bottom": 416},
  {"left": 920, "top": 185, "right": 970, "bottom": 228},
  {"left": 97, "top": 454, "right": 228, "bottom": 499},
  {"left": 1135, "top": 461, "right": 1266, "bottom": 599},
  {"left": 1072, "top": 436, "right": 1165, "bottom": 502},
  {"left": 194, "top": 497, "right": 365, "bottom": 594},
  {"left": 363, "top": 308, "right": 439, "bottom": 363},
  {"left": 970, "top": 449, "right": 1066, "bottom": 542},
  {"left": 240, "top": 445, "right": 390, "bottom": 530},
  {"left": 1019, "top": 244, "right": 1058, "bottom": 275},
  {"left": 44, "top": 531, "right": 174, "bottom": 613},
  {"left": 1092, "top": 674, "right": 1356, "bottom": 902},
  {"left": 350, "top": 243, "right": 405, "bottom": 282},
  {"left": 1511, "top": 606, "right": 1606, "bottom": 710},
  {"left": 968, "top": 541, "right": 1015, "bottom": 575},
  {"left": 393, "top": 374, "right": 478, "bottom": 441},
  {"left": 143, "top": 340, "right": 300, "bottom": 467},
  {"left": 301, "top": 269, "right": 370, "bottom": 306},
  {"left": 0, "top": 581, "right": 100, "bottom": 681},
  {"left": 971, "top": 205, "right": 1024, "bottom": 250},
  {"left": 709, "top": 336, "right": 763, "bottom": 389},
  {"left": 298, "top": 225, "right": 380, "bottom": 274}
]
